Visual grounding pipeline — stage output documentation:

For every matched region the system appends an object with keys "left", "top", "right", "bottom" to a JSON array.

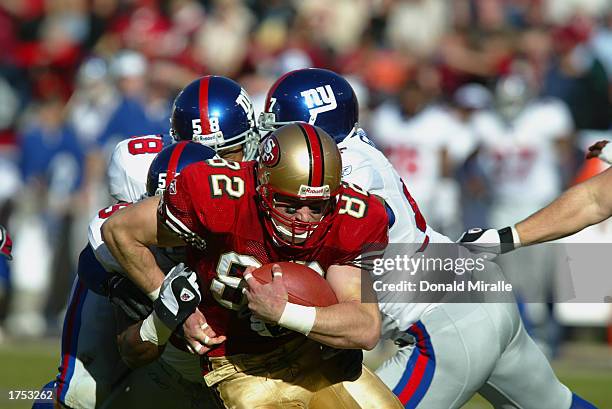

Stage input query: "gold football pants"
[
  {"left": 310, "top": 365, "right": 403, "bottom": 409},
  {"left": 204, "top": 338, "right": 402, "bottom": 409}
]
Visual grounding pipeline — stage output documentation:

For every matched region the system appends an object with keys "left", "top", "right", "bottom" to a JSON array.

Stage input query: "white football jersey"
[
  {"left": 88, "top": 203, "right": 131, "bottom": 273},
  {"left": 88, "top": 208, "right": 177, "bottom": 275},
  {"left": 339, "top": 130, "right": 452, "bottom": 337},
  {"left": 372, "top": 104, "right": 476, "bottom": 208},
  {"left": 87, "top": 203, "right": 178, "bottom": 277},
  {"left": 107, "top": 134, "right": 166, "bottom": 202},
  {"left": 93, "top": 134, "right": 175, "bottom": 272},
  {"left": 473, "top": 99, "right": 573, "bottom": 208}
]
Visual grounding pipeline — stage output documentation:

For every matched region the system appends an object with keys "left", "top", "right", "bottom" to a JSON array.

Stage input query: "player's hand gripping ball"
[
  {"left": 244, "top": 262, "right": 338, "bottom": 333},
  {"left": 250, "top": 262, "right": 338, "bottom": 307}
]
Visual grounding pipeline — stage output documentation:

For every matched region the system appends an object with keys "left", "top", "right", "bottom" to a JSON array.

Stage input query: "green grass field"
[{"left": 0, "top": 338, "right": 610, "bottom": 409}]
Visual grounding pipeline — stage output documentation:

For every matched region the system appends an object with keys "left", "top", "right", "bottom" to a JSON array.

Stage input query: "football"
[{"left": 250, "top": 262, "right": 338, "bottom": 307}]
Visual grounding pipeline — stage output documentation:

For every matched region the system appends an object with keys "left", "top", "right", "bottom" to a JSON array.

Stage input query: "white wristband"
[
  {"left": 278, "top": 302, "right": 316, "bottom": 336},
  {"left": 511, "top": 225, "right": 522, "bottom": 248},
  {"left": 147, "top": 286, "right": 161, "bottom": 301},
  {"left": 600, "top": 143, "right": 612, "bottom": 165},
  {"left": 139, "top": 311, "right": 172, "bottom": 345}
]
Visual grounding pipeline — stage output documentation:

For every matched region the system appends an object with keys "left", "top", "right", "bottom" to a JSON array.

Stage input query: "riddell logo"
[
  {"left": 261, "top": 135, "right": 280, "bottom": 167},
  {"left": 298, "top": 184, "right": 330, "bottom": 198},
  {"left": 194, "top": 132, "right": 225, "bottom": 146},
  {"left": 300, "top": 85, "right": 337, "bottom": 123}
]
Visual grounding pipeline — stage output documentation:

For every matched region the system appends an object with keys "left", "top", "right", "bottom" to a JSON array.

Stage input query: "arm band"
[
  {"left": 510, "top": 225, "right": 521, "bottom": 246},
  {"left": 139, "top": 311, "right": 172, "bottom": 345},
  {"left": 278, "top": 303, "right": 316, "bottom": 336},
  {"left": 498, "top": 226, "right": 522, "bottom": 253},
  {"left": 147, "top": 286, "right": 160, "bottom": 301}
]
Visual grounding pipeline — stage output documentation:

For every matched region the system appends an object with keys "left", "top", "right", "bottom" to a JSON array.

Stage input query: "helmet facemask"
[
  {"left": 257, "top": 184, "right": 339, "bottom": 248},
  {"left": 200, "top": 126, "right": 260, "bottom": 161},
  {"left": 258, "top": 110, "right": 359, "bottom": 143},
  {"left": 258, "top": 111, "right": 294, "bottom": 134}
]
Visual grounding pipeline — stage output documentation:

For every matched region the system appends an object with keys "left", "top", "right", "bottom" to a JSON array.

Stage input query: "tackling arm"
[
  {"left": 102, "top": 196, "right": 202, "bottom": 368},
  {"left": 460, "top": 166, "right": 612, "bottom": 253},
  {"left": 516, "top": 166, "right": 612, "bottom": 245},
  {"left": 101, "top": 195, "right": 184, "bottom": 295}
]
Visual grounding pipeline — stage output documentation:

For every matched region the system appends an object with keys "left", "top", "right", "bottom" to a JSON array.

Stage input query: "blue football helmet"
[
  {"left": 170, "top": 75, "right": 259, "bottom": 160},
  {"left": 146, "top": 141, "right": 217, "bottom": 197},
  {"left": 259, "top": 68, "right": 359, "bottom": 143}
]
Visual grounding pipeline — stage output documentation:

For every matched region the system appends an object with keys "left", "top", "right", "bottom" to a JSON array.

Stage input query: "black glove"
[
  {"left": 108, "top": 274, "right": 153, "bottom": 322},
  {"left": 153, "top": 263, "right": 201, "bottom": 332},
  {"left": 458, "top": 226, "right": 520, "bottom": 259}
]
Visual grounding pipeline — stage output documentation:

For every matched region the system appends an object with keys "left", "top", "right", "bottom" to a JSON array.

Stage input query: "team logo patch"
[
  {"left": 180, "top": 288, "right": 195, "bottom": 302},
  {"left": 298, "top": 184, "right": 330, "bottom": 199},
  {"left": 168, "top": 179, "right": 177, "bottom": 195},
  {"left": 261, "top": 135, "right": 280, "bottom": 167},
  {"left": 300, "top": 85, "right": 337, "bottom": 123}
]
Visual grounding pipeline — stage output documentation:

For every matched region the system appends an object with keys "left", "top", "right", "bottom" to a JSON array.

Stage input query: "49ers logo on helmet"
[{"left": 261, "top": 135, "right": 280, "bottom": 167}]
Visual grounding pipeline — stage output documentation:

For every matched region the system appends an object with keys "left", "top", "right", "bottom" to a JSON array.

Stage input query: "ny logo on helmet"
[
  {"left": 300, "top": 85, "right": 337, "bottom": 123},
  {"left": 236, "top": 88, "right": 255, "bottom": 127}
]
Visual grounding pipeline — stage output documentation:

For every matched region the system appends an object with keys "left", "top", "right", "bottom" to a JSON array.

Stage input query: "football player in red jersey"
[{"left": 102, "top": 123, "right": 403, "bottom": 408}]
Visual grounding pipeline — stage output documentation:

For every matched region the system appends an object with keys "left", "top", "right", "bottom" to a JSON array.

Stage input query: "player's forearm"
[
  {"left": 117, "top": 322, "right": 165, "bottom": 368},
  {"left": 306, "top": 264, "right": 381, "bottom": 349},
  {"left": 516, "top": 168, "right": 612, "bottom": 245},
  {"left": 101, "top": 198, "right": 166, "bottom": 294},
  {"left": 102, "top": 218, "right": 164, "bottom": 294},
  {"left": 308, "top": 302, "right": 381, "bottom": 350}
]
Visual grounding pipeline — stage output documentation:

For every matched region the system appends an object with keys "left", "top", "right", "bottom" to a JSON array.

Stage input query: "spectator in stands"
[
  {"left": 18, "top": 94, "right": 86, "bottom": 334},
  {"left": 95, "top": 50, "right": 168, "bottom": 152},
  {"left": 542, "top": 19, "right": 611, "bottom": 130}
]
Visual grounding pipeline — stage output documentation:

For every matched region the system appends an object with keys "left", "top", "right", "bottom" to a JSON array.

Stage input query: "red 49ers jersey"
[{"left": 159, "top": 159, "right": 388, "bottom": 357}]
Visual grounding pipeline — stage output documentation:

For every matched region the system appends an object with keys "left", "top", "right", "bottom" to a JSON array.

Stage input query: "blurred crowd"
[{"left": 0, "top": 0, "right": 611, "bottom": 342}]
